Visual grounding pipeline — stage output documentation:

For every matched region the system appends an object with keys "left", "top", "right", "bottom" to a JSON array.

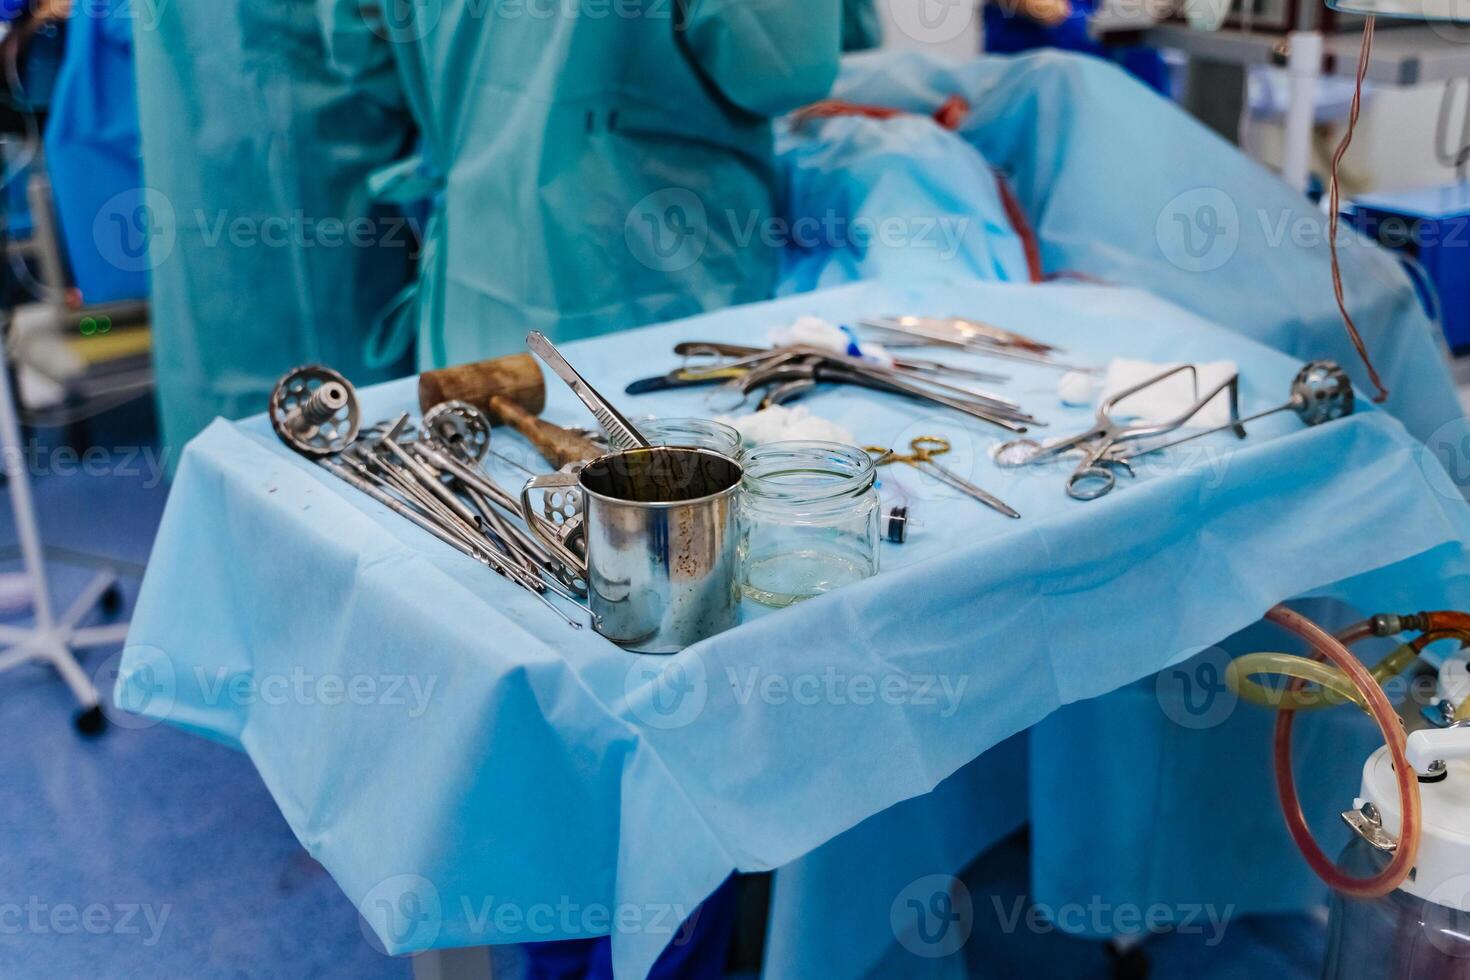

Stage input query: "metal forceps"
[
  {"left": 744, "top": 351, "right": 1038, "bottom": 433},
  {"left": 996, "top": 365, "right": 1244, "bottom": 501},
  {"left": 868, "top": 436, "right": 1022, "bottom": 520}
]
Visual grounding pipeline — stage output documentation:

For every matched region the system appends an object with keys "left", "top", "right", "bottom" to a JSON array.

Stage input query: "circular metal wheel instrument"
[
  {"left": 270, "top": 365, "right": 361, "bottom": 457},
  {"left": 422, "top": 400, "right": 491, "bottom": 463},
  {"left": 1291, "top": 360, "right": 1355, "bottom": 426}
]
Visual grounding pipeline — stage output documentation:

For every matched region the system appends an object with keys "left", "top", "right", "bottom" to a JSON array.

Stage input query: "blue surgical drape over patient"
[{"left": 322, "top": 0, "right": 843, "bottom": 370}]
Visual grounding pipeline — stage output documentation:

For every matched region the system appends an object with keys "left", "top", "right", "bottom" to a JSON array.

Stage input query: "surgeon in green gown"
[
  {"left": 133, "top": 0, "right": 419, "bottom": 454},
  {"left": 323, "top": 0, "right": 846, "bottom": 370}
]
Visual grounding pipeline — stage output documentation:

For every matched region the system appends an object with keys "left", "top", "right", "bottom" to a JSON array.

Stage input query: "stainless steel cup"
[{"left": 521, "top": 447, "right": 743, "bottom": 654}]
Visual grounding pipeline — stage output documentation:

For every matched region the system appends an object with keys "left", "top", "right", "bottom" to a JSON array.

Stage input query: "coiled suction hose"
[
  {"left": 1228, "top": 611, "right": 1470, "bottom": 712},
  {"left": 1245, "top": 606, "right": 1439, "bottom": 898},
  {"left": 1225, "top": 610, "right": 1470, "bottom": 895}
]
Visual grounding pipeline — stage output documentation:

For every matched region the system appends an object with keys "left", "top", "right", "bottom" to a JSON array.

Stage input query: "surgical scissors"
[
  {"left": 995, "top": 365, "right": 1244, "bottom": 500},
  {"left": 868, "top": 436, "right": 1022, "bottom": 519}
]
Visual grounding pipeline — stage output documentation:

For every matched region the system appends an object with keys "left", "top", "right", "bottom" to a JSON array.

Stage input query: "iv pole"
[{"left": 0, "top": 309, "right": 128, "bottom": 734}]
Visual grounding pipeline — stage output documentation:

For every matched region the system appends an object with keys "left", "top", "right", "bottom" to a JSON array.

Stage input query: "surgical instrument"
[
  {"left": 744, "top": 352, "right": 1037, "bottom": 433},
  {"left": 527, "top": 331, "right": 650, "bottom": 451},
  {"left": 412, "top": 438, "right": 559, "bottom": 575},
  {"left": 423, "top": 400, "right": 539, "bottom": 480},
  {"left": 379, "top": 421, "right": 568, "bottom": 591},
  {"left": 324, "top": 451, "right": 580, "bottom": 627},
  {"left": 631, "top": 341, "right": 1009, "bottom": 392},
  {"left": 367, "top": 424, "right": 586, "bottom": 608},
  {"left": 372, "top": 413, "right": 586, "bottom": 600},
  {"left": 629, "top": 343, "right": 1040, "bottom": 433},
  {"left": 669, "top": 341, "right": 1010, "bottom": 385},
  {"left": 1088, "top": 361, "right": 1356, "bottom": 473},
  {"left": 269, "top": 365, "right": 361, "bottom": 457},
  {"left": 997, "top": 361, "right": 1354, "bottom": 501},
  {"left": 996, "top": 364, "right": 1243, "bottom": 500},
  {"left": 859, "top": 316, "right": 1097, "bottom": 373},
  {"left": 867, "top": 437, "right": 1022, "bottom": 519},
  {"left": 268, "top": 367, "right": 586, "bottom": 627},
  {"left": 418, "top": 353, "right": 604, "bottom": 468}
]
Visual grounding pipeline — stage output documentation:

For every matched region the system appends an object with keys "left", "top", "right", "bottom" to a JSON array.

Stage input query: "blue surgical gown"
[
  {"left": 44, "top": 2, "right": 145, "bottom": 304},
  {"left": 983, "top": 1, "right": 1171, "bottom": 95}
]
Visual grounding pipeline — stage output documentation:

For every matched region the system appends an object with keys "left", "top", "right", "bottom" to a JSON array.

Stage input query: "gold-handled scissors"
[{"left": 867, "top": 437, "right": 1022, "bottom": 520}]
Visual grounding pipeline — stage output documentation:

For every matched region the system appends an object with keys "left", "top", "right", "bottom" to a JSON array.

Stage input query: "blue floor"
[{"left": 0, "top": 419, "right": 1327, "bottom": 979}]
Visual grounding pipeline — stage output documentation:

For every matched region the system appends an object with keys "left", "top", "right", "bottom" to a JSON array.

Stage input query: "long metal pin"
[
  {"left": 810, "top": 359, "right": 1035, "bottom": 430},
  {"left": 896, "top": 358, "right": 1009, "bottom": 385},
  {"left": 325, "top": 454, "right": 581, "bottom": 628},
  {"left": 412, "top": 446, "right": 555, "bottom": 577},
  {"left": 365, "top": 459, "right": 552, "bottom": 599},
  {"left": 329, "top": 457, "right": 558, "bottom": 603},
  {"left": 919, "top": 461, "right": 1022, "bottom": 520},
  {"left": 379, "top": 424, "right": 484, "bottom": 529},
  {"left": 788, "top": 346, "right": 1029, "bottom": 416},
  {"left": 320, "top": 458, "right": 486, "bottom": 559},
  {"left": 473, "top": 496, "right": 542, "bottom": 576},
  {"left": 464, "top": 485, "right": 541, "bottom": 573},
  {"left": 889, "top": 383, "right": 1032, "bottom": 433},
  {"left": 415, "top": 445, "right": 554, "bottom": 565},
  {"left": 339, "top": 453, "right": 446, "bottom": 528},
  {"left": 368, "top": 455, "right": 475, "bottom": 541},
  {"left": 1124, "top": 400, "right": 1298, "bottom": 460},
  {"left": 366, "top": 441, "right": 522, "bottom": 571},
  {"left": 491, "top": 451, "right": 537, "bottom": 478},
  {"left": 383, "top": 470, "right": 560, "bottom": 600},
  {"left": 863, "top": 362, "right": 1024, "bottom": 413},
  {"left": 414, "top": 442, "right": 522, "bottom": 518},
  {"left": 860, "top": 320, "right": 1096, "bottom": 374},
  {"left": 458, "top": 487, "right": 585, "bottom": 606}
]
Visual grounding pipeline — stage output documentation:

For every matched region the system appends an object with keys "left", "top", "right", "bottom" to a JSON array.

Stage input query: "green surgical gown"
[
  {"left": 324, "top": 0, "right": 843, "bottom": 369},
  {"left": 842, "top": 0, "right": 883, "bottom": 51},
  {"left": 135, "top": 0, "right": 417, "bottom": 453}
]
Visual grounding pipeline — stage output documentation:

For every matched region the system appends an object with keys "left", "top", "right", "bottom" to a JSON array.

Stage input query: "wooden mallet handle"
[
  {"left": 487, "top": 396, "right": 603, "bottom": 470},
  {"left": 418, "top": 353, "right": 603, "bottom": 468}
]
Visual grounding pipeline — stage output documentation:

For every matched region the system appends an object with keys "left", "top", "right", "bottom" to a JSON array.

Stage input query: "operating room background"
[{"left": 3, "top": 2, "right": 1470, "bottom": 979}]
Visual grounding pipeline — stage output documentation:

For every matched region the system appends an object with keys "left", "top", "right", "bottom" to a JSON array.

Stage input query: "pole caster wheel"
[
  {"left": 73, "top": 705, "right": 107, "bottom": 737},
  {"left": 100, "top": 583, "right": 124, "bottom": 617}
]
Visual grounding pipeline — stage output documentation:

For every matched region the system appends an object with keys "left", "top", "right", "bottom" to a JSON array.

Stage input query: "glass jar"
[
  {"left": 739, "top": 441, "right": 881, "bottom": 607},
  {"left": 637, "top": 417, "right": 743, "bottom": 459}
]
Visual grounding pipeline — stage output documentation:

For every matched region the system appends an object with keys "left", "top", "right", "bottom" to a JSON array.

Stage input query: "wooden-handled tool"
[{"left": 418, "top": 353, "right": 604, "bottom": 469}]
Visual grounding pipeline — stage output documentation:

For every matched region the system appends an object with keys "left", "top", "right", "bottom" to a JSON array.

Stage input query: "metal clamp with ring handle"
[{"left": 519, "top": 470, "right": 588, "bottom": 585}]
